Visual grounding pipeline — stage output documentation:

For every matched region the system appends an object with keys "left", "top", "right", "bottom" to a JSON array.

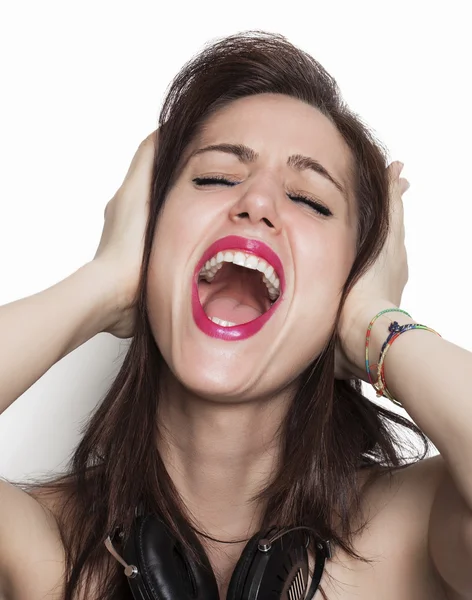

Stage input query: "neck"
[{"left": 156, "top": 371, "right": 293, "bottom": 541}]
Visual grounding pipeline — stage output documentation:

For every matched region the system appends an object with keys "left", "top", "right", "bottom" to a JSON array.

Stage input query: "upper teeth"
[{"left": 198, "top": 250, "right": 281, "bottom": 301}]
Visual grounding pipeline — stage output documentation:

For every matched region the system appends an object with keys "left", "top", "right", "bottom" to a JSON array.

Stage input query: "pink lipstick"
[{"left": 192, "top": 236, "right": 285, "bottom": 341}]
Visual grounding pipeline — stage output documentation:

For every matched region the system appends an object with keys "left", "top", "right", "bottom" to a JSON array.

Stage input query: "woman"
[{"left": 0, "top": 30, "right": 470, "bottom": 600}]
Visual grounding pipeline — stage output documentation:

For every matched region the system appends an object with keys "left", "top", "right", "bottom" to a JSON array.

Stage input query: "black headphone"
[{"left": 104, "top": 506, "right": 332, "bottom": 600}]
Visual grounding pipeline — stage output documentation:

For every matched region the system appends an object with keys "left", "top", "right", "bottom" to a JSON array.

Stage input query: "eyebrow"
[{"left": 189, "top": 143, "right": 349, "bottom": 202}]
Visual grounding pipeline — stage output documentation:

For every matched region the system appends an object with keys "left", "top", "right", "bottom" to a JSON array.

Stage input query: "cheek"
[
  {"left": 297, "top": 225, "right": 355, "bottom": 286},
  {"left": 292, "top": 226, "right": 356, "bottom": 330},
  {"left": 145, "top": 191, "right": 217, "bottom": 352},
  {"left": 279, "top": 230, "right": 354, "bottom": 373},
  {"left": 149, "top": 195, "right": 196, "bottom": 282},
  {"left": 145, "top": 204, "right": 186, "bottom": 346}
]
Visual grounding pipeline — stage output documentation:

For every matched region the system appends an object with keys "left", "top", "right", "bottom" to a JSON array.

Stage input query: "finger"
[
  {"left": 387, "top": 161, "right": 404, "bottom": 184},
  {"left": 121, "top": 130, "right": 158, "bottom": 187},
  {"left": 399, "top": 177, "right": 410, "bottom": 195},
  {"left": 389, "top": 174, "right": 405, "bottom": 228}
]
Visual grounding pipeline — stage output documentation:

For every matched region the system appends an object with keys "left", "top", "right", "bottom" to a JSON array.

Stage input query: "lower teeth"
[{"left": 209, "top": 316, "right": 236, "bottom": 327}]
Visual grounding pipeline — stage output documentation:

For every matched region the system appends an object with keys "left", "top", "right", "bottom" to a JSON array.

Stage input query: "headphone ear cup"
[
  {"left": 122, "top": 514, "right": 220, "bottom": 600},
  {"left": 227, "top": 529, "right": 312, "bottom": 600},
  {"left": 226, "top": 531, "right": 264, "bottom": 600}
]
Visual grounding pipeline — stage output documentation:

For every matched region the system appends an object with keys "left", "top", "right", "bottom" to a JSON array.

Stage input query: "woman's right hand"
[{"left": 93, "top": 131, "right": 157, "bottom": 339}]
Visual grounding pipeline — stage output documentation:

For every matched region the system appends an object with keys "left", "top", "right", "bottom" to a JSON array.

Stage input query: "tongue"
[{"left": 204, "top": 296, "right": 262, "bottom": 325}]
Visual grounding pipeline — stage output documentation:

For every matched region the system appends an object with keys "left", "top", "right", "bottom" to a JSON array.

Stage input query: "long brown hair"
[{"left": 11, "top": 31, "right": 430, "bottom": 600}]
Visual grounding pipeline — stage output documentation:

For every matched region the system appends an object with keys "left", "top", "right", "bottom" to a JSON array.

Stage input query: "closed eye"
[{"left": 192, "top": 176, "right": 333, "bottom": 217}]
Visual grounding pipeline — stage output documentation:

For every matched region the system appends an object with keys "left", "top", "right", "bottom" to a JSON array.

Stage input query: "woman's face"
[{"left": 147, "top": 93, "right": 357, "bottom": 401}]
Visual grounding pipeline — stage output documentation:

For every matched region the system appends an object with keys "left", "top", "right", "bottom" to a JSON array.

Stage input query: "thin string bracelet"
[
  {"left": 375, "top": 322, "right": 442, "bottom": 402},
  {"left": 374, "top": 321, "right": 442, "bottom": 406},
  {"left": 365, "top": 308, "right": 412, "bottom": 385}
]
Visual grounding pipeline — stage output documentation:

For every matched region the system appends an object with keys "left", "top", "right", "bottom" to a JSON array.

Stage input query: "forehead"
[{"left": 189, "top": 94, "right": 353, "bottom": 184}]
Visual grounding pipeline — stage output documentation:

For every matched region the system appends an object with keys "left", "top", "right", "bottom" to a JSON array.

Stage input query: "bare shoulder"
[
  {"left": 321, "top": 455, "right": 451, "bottom": 600},
  {"left": 361, "top": 453, "right": 447, "bottom": 524},
  {"left": 0, "top": 458, "right": 455, "bottom": 600},
  {"left": 377, "top": 455, "right": 471, "bottom": 600},
  {"left": 0, "top": 479, "right": 114, "bottom": 600},
  {"left": 0, "top": 478, "right": 66, "bottom": 599}
]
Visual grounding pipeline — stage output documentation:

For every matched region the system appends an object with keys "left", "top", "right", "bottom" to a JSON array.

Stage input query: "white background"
[{"left": 1, "top": 1, "right": 470, "bottom": 481}]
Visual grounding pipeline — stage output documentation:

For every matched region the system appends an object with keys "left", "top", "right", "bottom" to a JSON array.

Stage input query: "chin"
[{"left": 169, "top": 350, "right": 263, "bottom": 401}]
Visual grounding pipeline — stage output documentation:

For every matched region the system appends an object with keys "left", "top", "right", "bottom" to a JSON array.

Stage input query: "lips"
[{"left": 192, "top": 235, "right": 285, "bottom": 341}]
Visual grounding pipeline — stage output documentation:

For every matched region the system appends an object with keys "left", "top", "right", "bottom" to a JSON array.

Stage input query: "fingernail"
[{"left": 398, "top": 161, "right": 404, "bottom": 174}]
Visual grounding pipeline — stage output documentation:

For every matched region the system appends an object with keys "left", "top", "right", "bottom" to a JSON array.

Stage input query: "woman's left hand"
[{"left": 334, "top": 161, "right": 411, "bottom": 380}]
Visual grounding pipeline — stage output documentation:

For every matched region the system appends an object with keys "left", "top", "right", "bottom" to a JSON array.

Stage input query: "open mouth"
[
  {"left": 199, "top": 251, "right": 280, "bottom": 325},
  {"left": 192, "top": 236, "right": 284, "bottom": 341}
]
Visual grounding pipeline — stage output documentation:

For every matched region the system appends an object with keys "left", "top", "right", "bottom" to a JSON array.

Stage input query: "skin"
[
  {"left": 3, "top": 90, "right": 471, "bottom": 599},
  {"left": 145, "top": 94, "right": 358, "bottom": 572}
]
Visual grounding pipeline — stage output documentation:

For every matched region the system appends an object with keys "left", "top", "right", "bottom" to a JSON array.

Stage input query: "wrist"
[
  {"left": 79, "top": 260, "right": 128, "bottom": 335},
  {"left": 341, "top": 300, "right": 416, "bottom": 383},
  {"left": 365, "top": 309, "right": 417, "bottom": 385}
]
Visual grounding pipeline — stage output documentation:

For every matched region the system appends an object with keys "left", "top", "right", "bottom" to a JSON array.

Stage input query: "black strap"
[{"left": 305, "top": 540, "right": 331, "bottom": 599}]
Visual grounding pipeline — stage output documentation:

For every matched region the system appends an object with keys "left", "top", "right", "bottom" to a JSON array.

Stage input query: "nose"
[{"left": 228, "top": 179, "right": 282, "bottom": 233}]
